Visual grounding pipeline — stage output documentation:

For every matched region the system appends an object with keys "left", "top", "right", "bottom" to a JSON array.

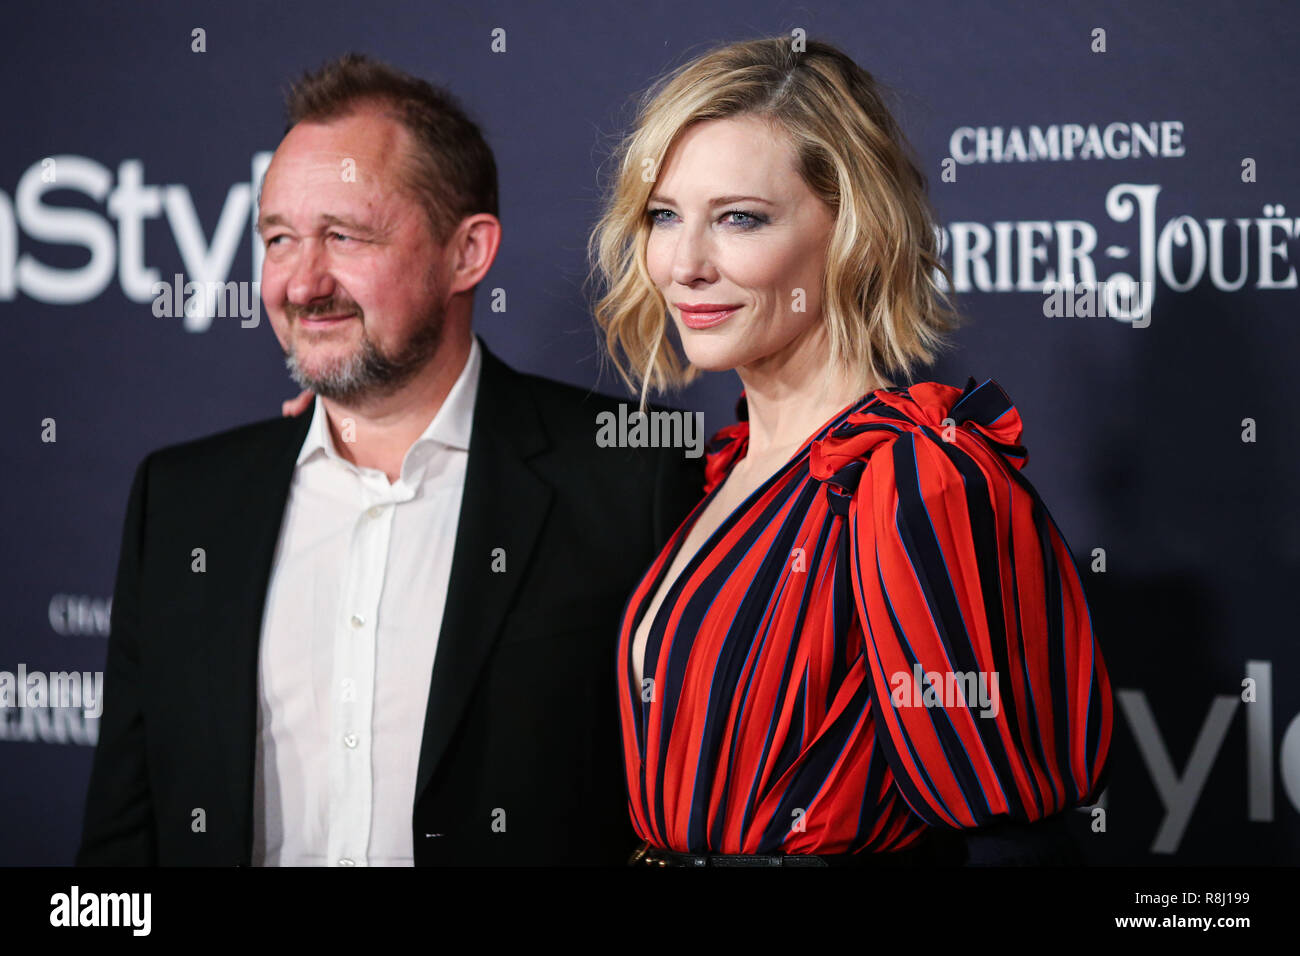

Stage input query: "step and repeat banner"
[{"left": 2, "top": 0, "right": 1296, "bottom": 865}]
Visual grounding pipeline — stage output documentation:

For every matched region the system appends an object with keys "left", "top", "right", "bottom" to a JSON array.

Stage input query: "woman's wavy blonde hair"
[{"left": 587, "top": 36, "right": 963, "bottom": 407}]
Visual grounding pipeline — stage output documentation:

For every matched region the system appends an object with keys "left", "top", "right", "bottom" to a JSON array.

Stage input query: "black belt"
[
  {"left": 627, "top": 815, "right": 1083, "bottom": 867},
  {"left": 627, "top": 836, "right": 956, "bottom": 867}
]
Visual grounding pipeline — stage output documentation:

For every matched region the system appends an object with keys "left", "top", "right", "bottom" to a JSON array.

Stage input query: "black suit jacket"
[{"left": 76, "top": 339, "right": 704, "bottom": 866}]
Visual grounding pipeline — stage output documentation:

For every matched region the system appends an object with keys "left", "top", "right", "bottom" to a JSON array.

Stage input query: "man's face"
[{"left": 258, "top": 108, "right": 449, "bottom": 403}]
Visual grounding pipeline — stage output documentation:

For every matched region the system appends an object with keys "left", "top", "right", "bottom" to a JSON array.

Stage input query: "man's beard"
[{"left": 283, "top": 299, "right": 445, "bottom": 404}]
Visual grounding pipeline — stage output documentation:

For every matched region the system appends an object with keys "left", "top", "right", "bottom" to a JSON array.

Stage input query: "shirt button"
[
  {"left": 343, "top": 733, "right": 358, "bottom": 748},
  {"left": 367, "top": 505, "right": 383, "bottom": 519},
  {"left": 338, "top": 858, "right": 355, "bottom": 867},
  {"left": 350, "top": 614, "right": 364, "bottom": 629}
]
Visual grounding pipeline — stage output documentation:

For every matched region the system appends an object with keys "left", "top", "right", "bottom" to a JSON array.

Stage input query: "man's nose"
[{"left": 285, "top": 240, "right": 335, "bottom": 304}]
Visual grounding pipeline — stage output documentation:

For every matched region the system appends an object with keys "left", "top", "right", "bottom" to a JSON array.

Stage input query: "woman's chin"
[
  {"left": 684, "top": 356, "right": 742, "bottom": 374},
  {"left": 680, "top": 340, "right": 748, "bottom": 374}
]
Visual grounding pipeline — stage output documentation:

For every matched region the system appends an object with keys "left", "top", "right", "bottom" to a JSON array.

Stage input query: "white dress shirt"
[{"left": 251, "top": 337, "right": 481, "bottom": 866}]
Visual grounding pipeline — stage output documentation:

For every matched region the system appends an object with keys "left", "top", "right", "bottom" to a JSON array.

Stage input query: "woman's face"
[{"left": 644, "top": 115, "right": 837, "bottom": 377}]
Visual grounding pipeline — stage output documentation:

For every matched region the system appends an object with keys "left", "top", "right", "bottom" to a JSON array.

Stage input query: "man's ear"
[{"left": 448, "top": 214, "right": 502, "bottom": 295}]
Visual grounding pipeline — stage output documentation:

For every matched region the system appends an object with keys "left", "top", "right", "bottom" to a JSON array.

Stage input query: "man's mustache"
[{"left": 284, "top": 300, "right": 363, "bottom": 322}]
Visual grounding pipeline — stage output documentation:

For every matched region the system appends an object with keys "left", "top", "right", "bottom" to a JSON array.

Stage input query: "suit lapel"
[
  {"left": 204, "top": 410, "right": 312, "bottom": 849},
  {"left": 414, "top": 341, "right": 554, "bottom": 804}
]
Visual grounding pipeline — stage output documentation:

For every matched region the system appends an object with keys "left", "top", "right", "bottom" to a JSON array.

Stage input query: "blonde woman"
[{"left": 589, "top": 36, "right": 1113, "bottom": 866}]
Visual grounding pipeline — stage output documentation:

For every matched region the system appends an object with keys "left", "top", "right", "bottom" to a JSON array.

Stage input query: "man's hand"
[{"left": 282, "top": 389, "right": 313, "bottom": 417}]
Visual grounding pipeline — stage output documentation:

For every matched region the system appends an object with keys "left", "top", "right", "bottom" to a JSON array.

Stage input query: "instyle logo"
[{"left": 0, "top": 153, "right": 272, "bottom": 331}]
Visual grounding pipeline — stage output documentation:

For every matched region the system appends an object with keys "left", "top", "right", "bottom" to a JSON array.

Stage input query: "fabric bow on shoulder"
[{"left": 809, "top": 378, "right": 1028, "bottom": 517}]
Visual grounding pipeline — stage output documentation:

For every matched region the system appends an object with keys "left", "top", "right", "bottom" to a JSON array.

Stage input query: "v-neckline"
[{"left": 627, "top": 389, "right": 884, "bottom": 748}]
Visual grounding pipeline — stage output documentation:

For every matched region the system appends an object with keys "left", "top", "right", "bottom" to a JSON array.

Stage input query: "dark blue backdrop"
[{"left": 2, "top": 0, "right": 1297, "bottom": 865}]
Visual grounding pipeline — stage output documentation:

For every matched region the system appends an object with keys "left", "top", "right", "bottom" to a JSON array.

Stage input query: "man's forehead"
[
  {"left": 266, "top": 112, "right": 408, "bottom": 185},
  {"left": 257, "top": 112, "right": 423, "bottom": 229},
  {"left": 265, "top": 144, "right": 389, "bottom": 189}
]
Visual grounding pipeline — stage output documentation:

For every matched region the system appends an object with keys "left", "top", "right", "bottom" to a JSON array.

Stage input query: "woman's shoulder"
[
  {"left": 702, "top": 377, "right": 1028, "bottom": 496},
  {"left": 830, "top": 376, "right": 1027, "bottom": 464},
  {"left": 807, "top": 377, "right": 1031, "bottom": 508}
]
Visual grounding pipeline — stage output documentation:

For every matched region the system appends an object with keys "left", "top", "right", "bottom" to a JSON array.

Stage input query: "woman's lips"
[{"left": 680, "top": 307, "right": 739, "bottom": 330}]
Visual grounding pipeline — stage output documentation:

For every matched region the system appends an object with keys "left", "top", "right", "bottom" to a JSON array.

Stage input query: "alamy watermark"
[
  {"left": 50, "top": 886, "right": 150, "bottom": 936},
  {"left": 889, "top": 664, "right": 1000, "bottom": 719},
  {"left": 596, "top": 404, "right": 705, "bottom": 459},
  {"left": 0, "top": 664, "right": 103, "bottom": 718},
  {"left": 1041, "top": 276, "right": 1154, "bottom": 327},
  {"left": 151, "top": 273, "right": 260, "bottom": 327}
]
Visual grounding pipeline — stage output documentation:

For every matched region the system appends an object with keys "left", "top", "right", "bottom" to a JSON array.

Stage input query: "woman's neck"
[{"left": 736, "top": 333, "right": 882, "bottom": 461}]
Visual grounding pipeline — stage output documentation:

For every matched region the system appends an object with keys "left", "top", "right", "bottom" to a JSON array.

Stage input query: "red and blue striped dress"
[{"left": 616, "top": 377, "right": 1113, "bottom": 855}]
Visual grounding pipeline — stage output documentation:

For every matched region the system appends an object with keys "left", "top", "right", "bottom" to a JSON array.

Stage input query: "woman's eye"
[{"left": 646, "top": 208, "right": 765, "bottom": 227}]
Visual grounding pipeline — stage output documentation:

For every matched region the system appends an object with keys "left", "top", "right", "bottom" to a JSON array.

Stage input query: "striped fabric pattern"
[{"left": 616, "top": 377, "right": 1113, "bottom": 855}]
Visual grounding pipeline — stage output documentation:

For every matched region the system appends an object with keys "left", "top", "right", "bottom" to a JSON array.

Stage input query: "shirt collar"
[{"left": 296, "top": 335, "right": 482, "bottom": 468}]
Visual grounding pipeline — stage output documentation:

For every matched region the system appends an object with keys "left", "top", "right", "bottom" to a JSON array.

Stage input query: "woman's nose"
[{"left": 671, "top": 227, "right": 718, "bottom": 285}]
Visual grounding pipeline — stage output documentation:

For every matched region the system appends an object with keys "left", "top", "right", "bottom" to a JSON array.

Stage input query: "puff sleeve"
[{"left": 809, "top": 378, "right": 1113, "bottom": 829}]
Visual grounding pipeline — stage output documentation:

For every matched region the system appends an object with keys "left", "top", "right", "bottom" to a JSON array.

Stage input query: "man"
[{"left": 76, "top": 54, "right": 703, "bottom": 866}]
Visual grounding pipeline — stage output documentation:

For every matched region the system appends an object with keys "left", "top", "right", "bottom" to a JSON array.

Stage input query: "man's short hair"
[{"left": 284, "top": 52, "right": 499, "bottom": 244}]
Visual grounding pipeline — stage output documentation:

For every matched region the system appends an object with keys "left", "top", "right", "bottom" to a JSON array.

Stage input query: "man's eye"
[
  {"left": 265, "top": 235, "right": 286, "bottom": 247},
  {"left": 329, "top": 231, "right": 354, "bottom": 242}
]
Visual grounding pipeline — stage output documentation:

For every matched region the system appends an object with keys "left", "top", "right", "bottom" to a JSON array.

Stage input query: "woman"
[{"left": 587, "top": 36, "right": 1112, "bottom": 865}]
